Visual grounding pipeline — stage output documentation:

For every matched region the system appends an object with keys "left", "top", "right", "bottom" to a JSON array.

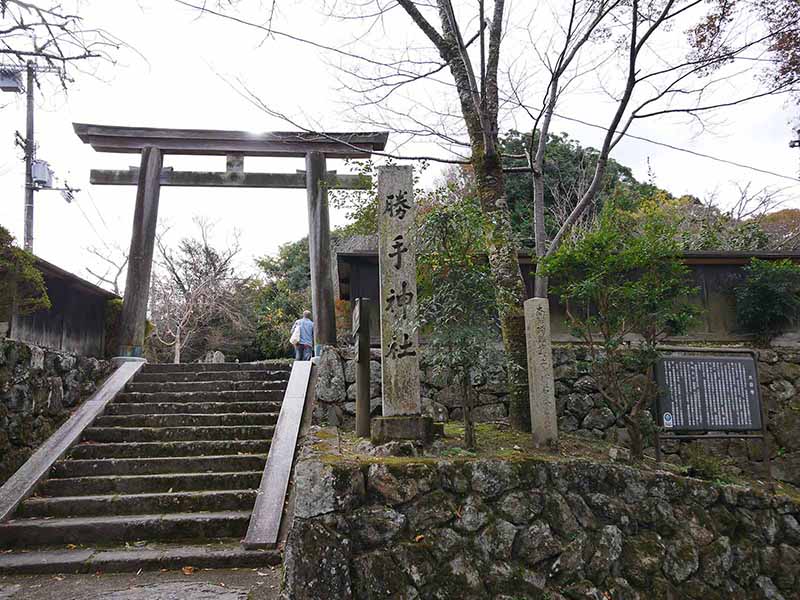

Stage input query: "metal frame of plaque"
[{"left": 653, "top": 346, "right": 770, "bottom": 480}]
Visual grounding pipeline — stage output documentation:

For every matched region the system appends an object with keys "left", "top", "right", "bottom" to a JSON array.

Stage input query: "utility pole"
[
  {"left": 23, "top": 61, "right": 34, "bottom": 253},
  {"left": 0, "top": 61, "right": 65, "bottom": 253}
]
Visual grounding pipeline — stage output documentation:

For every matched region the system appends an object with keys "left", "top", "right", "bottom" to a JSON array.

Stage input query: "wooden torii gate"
[{"left": 73, "top": 123, "right": 388, "bottom": 357}]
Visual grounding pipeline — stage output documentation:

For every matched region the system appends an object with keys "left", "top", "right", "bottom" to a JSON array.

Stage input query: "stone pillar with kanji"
[
  {"left": 525, "top": 297, "right": 558, "bottom": 447},
  {"left": 371, "top": 165, "right": 433, "bottom": 443}
]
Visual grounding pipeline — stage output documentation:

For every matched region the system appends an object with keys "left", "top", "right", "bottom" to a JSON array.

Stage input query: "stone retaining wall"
[
  {"left": 0, "top": 339, "right": 112, "bottom": 483},
  {"left": 283, "top": 428, "right": 800, "bottom": 600},
  {"left": 314, "top": 345, "right": 508, "bottom": 427},
  {"left": 314, "top": 345, "right": 800, "bottom": 487}
]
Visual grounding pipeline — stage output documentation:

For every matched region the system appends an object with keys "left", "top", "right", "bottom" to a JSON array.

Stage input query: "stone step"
[
  {"left": 93, "top": 412, "right": 279, "bottom": 428},
  {"left": 105, "top": 400, "right": 282, "bottom": 415},
  {"left": 114, "top": 390, "right": 285, "bottom": 403},
  {"left": 41, "top": 470, "right": 264, "bottom": 496},
  {"left": 142, "top": 362, "right": 291, "bottom": 373},
  {"left": 83, "top": 425, "right": 275, "bottom": 443},
  {"left": 0, "top": 541, "right": 281, "bottom": 575},
  {"left": 0, "top": 511, "right": 252, "bottom": 549},
  {"left": 126, "top": 379, "right": 288, "bottom": 393},
  {"left": 69, "top": 439, "right": 271, "bottom": 460},
  {"left": 18, "top": 489, "right": 257, "bottom": 518},
  {"left": 133, "top": 370, "right": 289, "bottom": 383},
  {"left": 50, "top": 454, "right": 267, "bottom": 478}
]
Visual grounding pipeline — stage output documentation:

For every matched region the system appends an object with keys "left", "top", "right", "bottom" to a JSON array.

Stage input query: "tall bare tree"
[
  {"left": 0, "top": 1, "right": 123, "bottom": 87},
  {"left": 86, "top": 243, "right": 128, "bottom": 295},
  {"left": 149, "top": 219, "right": 250, "bottom": 364}
]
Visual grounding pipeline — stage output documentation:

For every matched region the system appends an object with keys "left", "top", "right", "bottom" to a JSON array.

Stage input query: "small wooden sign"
[{"left": 655, "top": 355, "right": 762, "bottom": 433}]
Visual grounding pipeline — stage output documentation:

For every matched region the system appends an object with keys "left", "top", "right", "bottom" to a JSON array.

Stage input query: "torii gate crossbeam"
[{"left": 74, "top": 123, "right": 388, "bottom": 358}]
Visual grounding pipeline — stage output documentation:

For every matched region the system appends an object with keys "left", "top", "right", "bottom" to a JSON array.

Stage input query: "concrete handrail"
[
  {"left": 0, "top": 358, "right": 145, "bottom": 523},
  {"left": 243, "top": 360, "right": 313, "bottom": 549}
]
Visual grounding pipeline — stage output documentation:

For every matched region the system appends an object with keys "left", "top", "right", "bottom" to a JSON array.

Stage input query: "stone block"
[
  {"left": 371, "top": 415, "right": 434, "bottom": 444},
  {"left": 344, "top": 360, "right": 356, "bottom": 384},
  {"left": 472, "top": 403, "right": 507, "bottom": 422},
  {"left": 582, "top": 407, "right": 617, "bottom": 430},
  {"left": 316, "top": 346, "right": 346, "bottom": 405},
  {"left": 436, "top": 384, "right": 462, "bottom": 408},
  {"left": 422, "top": 397, "right": 448, "bottom": 422}
]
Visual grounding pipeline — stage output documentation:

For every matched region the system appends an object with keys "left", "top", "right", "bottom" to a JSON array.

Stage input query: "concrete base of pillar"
[{"left": 371, "top": 415, "right": 434, "bottom": 444}]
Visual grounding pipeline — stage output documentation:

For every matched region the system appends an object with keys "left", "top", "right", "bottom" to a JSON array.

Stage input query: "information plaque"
[{"left": 655, "top": 355, "right": 762, "bottom": 433}]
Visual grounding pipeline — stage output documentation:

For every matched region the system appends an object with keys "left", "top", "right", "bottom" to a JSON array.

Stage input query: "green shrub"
[
  {"left": 0, "top": 226, "right": 50, "bottom": 322},
  {"left": 543, "top": 198, "right": 699, "bottom": 458},
  {"left": 734, "top": 258, "right": 800, "bottom": 344}
]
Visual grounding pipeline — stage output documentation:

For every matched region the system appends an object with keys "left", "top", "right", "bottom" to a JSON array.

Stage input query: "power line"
[
  {"left": 85, "top": 189, "right": 110, "bottom": 232},
  {"left": 174, "top": 0, "right": 800, "bottom": 184},
  {"left": 73, "top": 199, "right": 107, "bottom": 248},
  {"left": 549, "top": 111, "right": 800, "bottom": 184}
]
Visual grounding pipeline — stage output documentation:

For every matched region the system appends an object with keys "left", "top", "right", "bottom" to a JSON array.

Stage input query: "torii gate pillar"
[
  {"left": 119, "top": 146, "right": 163, "bottom": 357},
  {"left": 306, "top": 151, "right": 336, "bottom": 349}
]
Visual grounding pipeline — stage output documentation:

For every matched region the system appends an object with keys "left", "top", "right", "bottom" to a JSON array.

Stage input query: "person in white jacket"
[{"left": 290, "top": 310, "right": 314, "bottom": 361}]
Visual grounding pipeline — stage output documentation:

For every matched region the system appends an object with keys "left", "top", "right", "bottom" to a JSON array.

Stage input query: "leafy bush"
[
  {"left": 543, "top": 198, "right": 699, "bottom": 458},
  {"left": 0, "top": 226, "right": 50, "bottom": 324},
  {"left": 734, "top": 258, "right": 800, "bottom": 344},
  {"left": 253, "top": 279, "right": 310, "bottom": 359}
]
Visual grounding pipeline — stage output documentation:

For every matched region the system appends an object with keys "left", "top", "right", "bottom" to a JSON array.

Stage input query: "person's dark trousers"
[{"left": 295, "top": 345, "right": 313, "bottom": 361}]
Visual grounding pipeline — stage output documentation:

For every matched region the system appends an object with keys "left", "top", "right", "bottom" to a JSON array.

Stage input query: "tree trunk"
[
  {"left": 462, "top": 372, "right": 475, "bottom": 450},
  {"left": 174, "top": 326, "right": 181, "bottom": 364},
  {"left": 422, "top": 0, "right": 529, "bottom": 431},
  {"left": 532, "top": 167, "right": 549, "bottom": 298},
  {"left": 473, "top": 151, "right": 531, "bottom": 431},
  {"left": 623, "top": 414, "right": 644, "bottom": 459}
]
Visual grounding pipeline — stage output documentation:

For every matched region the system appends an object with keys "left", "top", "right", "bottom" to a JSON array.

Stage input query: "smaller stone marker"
[
  {"left": 371, "top": 165, "right": 432, "bottom": 444},
  {"left": 353, "top": 297, "right": 371, "bottom": 438},
  {"left": 524, "top": 297, "right": 558, "bottom": 447}
]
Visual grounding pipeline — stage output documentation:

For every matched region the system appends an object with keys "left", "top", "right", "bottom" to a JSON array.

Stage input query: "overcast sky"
[{"left": 0, "top": 0, "right": 798, "bottom": 291}]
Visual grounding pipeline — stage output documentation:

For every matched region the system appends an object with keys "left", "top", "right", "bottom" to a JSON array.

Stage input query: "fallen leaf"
[{"left": 182, "top": 566, "right": 195, "bottom": 575}]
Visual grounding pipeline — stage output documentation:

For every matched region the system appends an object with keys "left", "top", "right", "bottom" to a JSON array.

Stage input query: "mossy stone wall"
[
  {"left": 283, "top": 429, "right": 800, "bottom": 600},
  {"left": 0, "top": 338, "right": 111, "bottom": 484}
]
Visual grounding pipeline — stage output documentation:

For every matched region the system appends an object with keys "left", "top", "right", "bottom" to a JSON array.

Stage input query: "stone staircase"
[{"left": 0, "top": 361, "right": 292, "bottom": 573}]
